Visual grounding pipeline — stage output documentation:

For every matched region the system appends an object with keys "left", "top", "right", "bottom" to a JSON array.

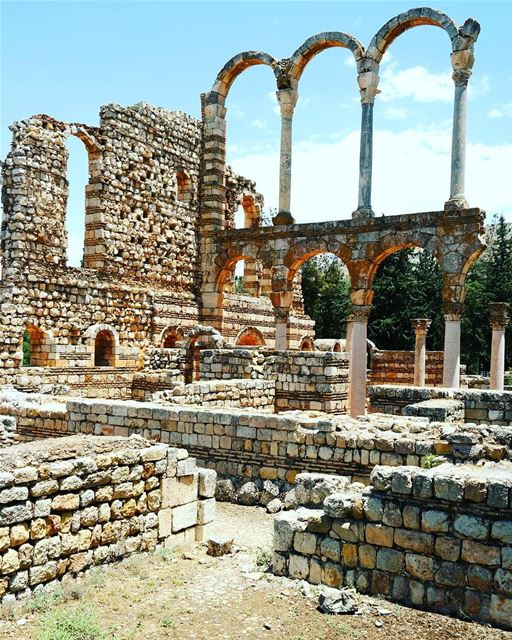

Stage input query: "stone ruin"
[{"left": 0, "top": 5, "right": 510, "bottom": 631}]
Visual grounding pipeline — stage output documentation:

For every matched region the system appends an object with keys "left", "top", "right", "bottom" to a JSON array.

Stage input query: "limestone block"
[
  {"left": 172, "top": 501, "right": 197, "bottom": 533},
  {"left": 197, "top": 498, "right": 215, "bottom": 525},
  {"left": 198, "top": 468, "right": 216, "bottom": 498}
]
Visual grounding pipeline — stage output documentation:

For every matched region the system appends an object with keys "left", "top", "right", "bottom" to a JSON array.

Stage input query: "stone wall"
[
  {"left": 152, "top": 379, "right": 275, "bottom": 411},
  {"left": 369, "top": 351, "right": 443, "bottom": 386},
  {"left": 0, "top": 434, "right": 216, "bottom": 602},
  {"left": 265, "top": 352, "right": 349, "bottom": 414},
  {"left": 2, "top": 394, "right": 510, "bottom": 489},
  {"left": 272, "top": 463, "right": 512, "bottom": 629},
  {"left": 0, "top": 104, "right": 313, "bottom": 371},
  {"left": 369, "top": 385, "right": 512, "bottom": 425},
  {"left": 200, "top": 349, "right": 253, "bottom": 380}
]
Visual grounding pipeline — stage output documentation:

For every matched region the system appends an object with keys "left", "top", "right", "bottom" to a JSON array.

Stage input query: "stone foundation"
[
  {"left": 0, "top": 434, "right": 216, "bottom": 602},
  {"left": 369, "top": 351, "right": 443, "bottom": 386},
  {"left": 272, "top": 463, "right": 512, "bottom": 629}
]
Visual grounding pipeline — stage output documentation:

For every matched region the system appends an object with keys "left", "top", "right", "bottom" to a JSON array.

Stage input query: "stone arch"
[
  {"left": 367, "top": 8, "right": 459, "bottom": 63},
  {"left": 63, "top": 125, "right": 104, "bottom": 269},
  {"left": 236, "top": 327, "right": 265, "bottom": 347},
  {"left": 211, "top": 51, "right": 279, "bottom": 102},
  {"left": 184, "top": 326, "right": 224, "bottom": 383},
  {"left": 283, "top": 243, "right": 353, "bottom": 290},
  {"left": 21, "top": 324, "right": 55, "bottom": 367},
  {"left": 160, "top": 325, "right": 185, "bottom": 348},
  {"left": 299, "top": 335, "right": 315, "bottom": 351},
  {"left": 364, "top": 240, "right": 427, "bottom": 290},
  {"left": 82, "top": 323, "right": 119, "bottom": 367},
  {"left": 289, "top": 32, "right": 365, "bottom": 82},
  {"left": 215, "top": 250, "right": 263, "bottom": 293}
]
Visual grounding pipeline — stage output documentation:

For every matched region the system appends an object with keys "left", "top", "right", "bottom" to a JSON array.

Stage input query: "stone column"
[
  {"left": 442, "top": 304, "right": 463, "bottom": 388},
  {"left": 445, "top": 50, "right": 474, "bottom": 210},
  {"left": 273, "top": 87, "right": 298, "bottom": 226},
  {"left": 274, "top": 307, "right": 290, "bottom": 351},
  {"left": 353, "top": 70, "right": 379, "bottom": 219},
  {"left": 490, "top": 302, "right": 509, "bottom": 391},
  {"left": 411, "top": 318, "right": 432, "bottom": 386},
  {"left": 348, "top": 305, "right": 372, "bottom": 417}
]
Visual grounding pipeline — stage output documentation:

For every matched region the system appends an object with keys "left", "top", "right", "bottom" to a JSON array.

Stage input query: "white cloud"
[
  {"left": 379, "top": 64, "right": 453, "bottom": 103},
  {"left": 384, "top": 106, "right": 408, "bottom": 120},
  {"left": 230, "top": 124, "right": 512, "bottom": 224},
  {"left": 251, "top": 119, "right": 268, "bottom": 129},
  {"left": 488, "top": 103, "right": 512, "bottom": 119}
]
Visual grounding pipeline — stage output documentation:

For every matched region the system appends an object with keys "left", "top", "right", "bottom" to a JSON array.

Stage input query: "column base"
[
  {"left": 352, "top": 207, "right": 375, "bottom": 221},
  {"left": 444, "top": 197, "right": 468, "bottom": 211},
  {"left": 273, "top": 211, "right": 295, "bottom": 226}
]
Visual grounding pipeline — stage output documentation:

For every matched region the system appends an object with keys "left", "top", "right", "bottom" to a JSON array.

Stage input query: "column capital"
[
  {"left": 273, "top": 306, "right": 290, "bottom": 321},
  {"left": 452, "top": 68, "right": 472, "bottom": 87},
  {"left": 443, "top": 301, "right": 464, "bottom": 321},
  {"left": 490, "top": 302, "right": 510, "bottom": 331},
  {"left": 349, "top": 304, "right": 372, "bottom": 323},
  {"left": 411, "top": 318, "right": 432, "bottom": 334},
  {"left": 357, "top": 70, "right": 380, "bottom": 105},
  {"left": 276, "top": 88, "right": 298, "bottom": 118}
]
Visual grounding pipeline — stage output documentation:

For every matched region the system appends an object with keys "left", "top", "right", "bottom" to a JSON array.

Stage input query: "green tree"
[
  {"left": 368, "top": 249, "right": 444, "bottom": 351},
  {"left": 301, "top": 255, "right": 350, "bottom": 339}
]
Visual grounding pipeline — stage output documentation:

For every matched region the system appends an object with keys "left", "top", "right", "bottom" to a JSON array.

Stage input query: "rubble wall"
[
  {"left": 0, "top": 434, "right": 216, "bottom": 602},
  {"left": 272, "top": 463, "right": 512, "bottom": 629}
]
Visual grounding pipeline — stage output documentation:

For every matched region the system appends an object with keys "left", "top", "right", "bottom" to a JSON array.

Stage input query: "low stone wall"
[
  {"left": 369, "top": 385, "right": 512, "bottom": 425},
  {"left": 0, "top": 367, "right": 138, "bottom": 399},
  {"left": 369, "top": 351, "right": 443, "bottom": 386},
  {"left": 272, "top": 463, "right": 512, "bottom": 629},
  {"left": 152, "top": 379, "right": 275, "bottom": 411},
  {"left": 266, "top": 351, "right": 349, "bottom": 414},
  {"left": 0, "top": 434, "right": 216, "bottom": 602},
  {"left": 131, "top": 371, "right": 181, "bottom": 401},
  {"left": 199, "top": 349, "right": 254, "bottom": 380},
  {"left": 3, "top": 394, "right": 510, "bottom": 489},
  {"left": 144, "top": 347, "right": 184, "bottom": 376}
]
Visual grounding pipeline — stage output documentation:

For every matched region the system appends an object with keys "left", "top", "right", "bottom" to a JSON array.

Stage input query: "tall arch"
[
  {"left": 236, "top": 327, "right": 265, "bottom": 347},
  {"left": 210, "top": 51, "right": 279, "bottom": 103},
  {"left": 289, "top": 32, "right": 364, "bottom": 83},
  {"left": 366, "top": 8, "right": 460, "bottom": 63}
]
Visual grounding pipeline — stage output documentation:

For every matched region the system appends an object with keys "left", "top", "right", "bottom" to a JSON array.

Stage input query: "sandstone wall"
[
  {"left": 272, "top": 464, "right": 512, "bottom": 629},
  {"left": 369, "top": 351, "right": 443, "bottom": 386},
  {"left": 0, "top": 434, "right": 216, "bottom": 602}
]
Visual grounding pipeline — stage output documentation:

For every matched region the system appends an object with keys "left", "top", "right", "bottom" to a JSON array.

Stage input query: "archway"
[
  {"left": 161, "top": 326, "right": 184, "bottom": 349},
  {"left": 299, "top": 335, "right": 314, "bottom": 351},
  {"left": 184, "top": 327, "right": 224, "bottom": 383},
  {"left": 236, "top": 327, "right": 265, "bottom": 347},
  {"left": 22, "top": 324, "right": 52, "bottom": 367},
  {"left": 94, "top": 330, "right": 115, "bottom": 367}
]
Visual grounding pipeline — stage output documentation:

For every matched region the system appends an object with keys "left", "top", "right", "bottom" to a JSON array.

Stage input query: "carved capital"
[
  {"left": 349, "top": 305, "right": 372, "bottom": 323},
  {"left": 274, "top": 58, "right": 294, "bottom": 90},
  {"left": 490, "top": 302, "right": 510, "bottom": 331},
  {"left": 443, "top": 301, "right": 464, "bottom": 321},
  {"left": 452, "top": 68, "right": 472, "bottom": 87},
  {"left": 276, "top": 88, "right": 298, "bottom": 118},
  {"left": 411, "top": 318, "right": 432, "bottom": 335},
  {"left": 274, "top": 306, "right": 289, "bottom": 321},
  {"left": 357, "top": 71, "right": 380, "bottom": 105}
]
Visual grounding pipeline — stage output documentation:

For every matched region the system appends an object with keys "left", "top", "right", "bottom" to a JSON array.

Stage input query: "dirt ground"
[{"left": 0, "top": 503, "right": 509, "bottom": 640}]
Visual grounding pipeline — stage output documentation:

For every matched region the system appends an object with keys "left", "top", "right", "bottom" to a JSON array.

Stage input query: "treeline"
[{"left": 301, "top": 215, "right": 512, "bottom": 374}]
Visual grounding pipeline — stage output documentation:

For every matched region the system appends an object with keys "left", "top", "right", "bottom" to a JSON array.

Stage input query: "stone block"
[
  {"left": 453, "top": 514, "right": 488, "bottom": 540},
  {"left": 172, "top": 502, "right": 197, "bottom": 533},
  {"left": 395, "top": 528, "right": 433, "bottom": 554},
  {"left": 376, "top": 548, "right": 404, "bottom": 573},
  {"left": 197, "top": 498, "right": 215, "bottom": 525},
  {"left": 422, "top": 509, "right": 449, "bottom": 533},
  {"left": 366, "top": 523, "right": 394, "bottom": 548},
  {"left": 198, "top": 469, "right": 216, "bottom": 498},
  {"left": 461, "top": 540, "right": 501, "bottom": 566},
  {"left": 289, "top": 554, "right": 309, "bottom": 580}
]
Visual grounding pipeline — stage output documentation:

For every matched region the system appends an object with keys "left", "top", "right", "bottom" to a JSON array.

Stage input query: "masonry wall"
[
  {"left": 369, "top": 351, "right": 443, "bottom": 386},
  {"left": 0, "top": 434, "right": 216, "bottom": 602},
  {"left": 273, "top": 464, "right": 512, "bottom": 629},
  {"left": 265, "top": 351, "right": 349, "bottom": 414},
  {"left": 369, "top": 385, "right": 512, "bottom": 425},
  {"left": 2, "top": 396, "right": 510, "bottom": 488},
  {"left": 0, "top": 104, "right": 313, "bottom": 370}
]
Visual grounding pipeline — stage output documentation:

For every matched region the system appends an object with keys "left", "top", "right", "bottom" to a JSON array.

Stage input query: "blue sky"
[{"left": 2, "top": 1, "right": 512, "bottom": 264}]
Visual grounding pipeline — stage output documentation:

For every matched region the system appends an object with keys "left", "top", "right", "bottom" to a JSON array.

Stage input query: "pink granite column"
[
  {"left": 490, "top": 302, "right": 509, "bottom": 391},
  {"left": 411, "top": 318, "right": 432, "bottom": 387}
]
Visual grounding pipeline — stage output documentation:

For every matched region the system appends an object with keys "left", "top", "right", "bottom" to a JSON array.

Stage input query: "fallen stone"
[
  {"left": 207, "top": 535, "right": 233, "bottom": 557},
  {"left": 318, "top": 588, "right": 357, "bottom": 615}
]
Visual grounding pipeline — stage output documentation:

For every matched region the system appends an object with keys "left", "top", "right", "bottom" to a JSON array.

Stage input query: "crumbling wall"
[
  {"left": 369, "top": 385, "right": 512, "bottom": 425},
  {"left": 272, "top": 463, "right": 512, "bottom": 629},
  {"left": 0, "top": 434, "right": 216, "bottom": 602}
]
